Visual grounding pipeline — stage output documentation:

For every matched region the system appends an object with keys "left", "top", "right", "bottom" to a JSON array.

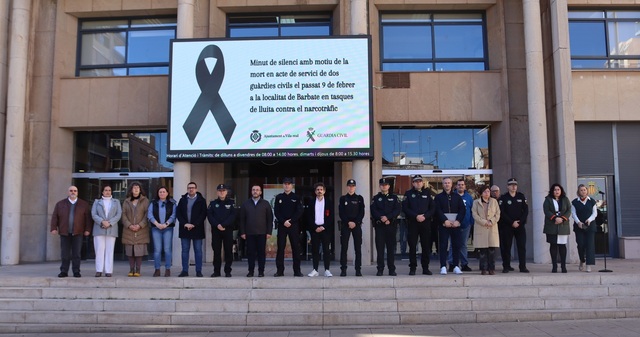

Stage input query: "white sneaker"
[
  {"left": 324, "top": 270, "right": 333, "bottom": 277},
  {"left": 308, "top": 269, "right": 319, "bottom": 277},
  {"left": 440, "top": 266, "right": 447, "bottom": 275},
  {"left": 453, "top": 266, "right": 463, "bottom": 275},
  {"left": 586, "top": 265, "right": 592, "bottom": 273}
]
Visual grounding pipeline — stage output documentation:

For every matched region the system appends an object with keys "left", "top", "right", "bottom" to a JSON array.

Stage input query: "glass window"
[
  {"left": 380, "top": 12, "right": 488, "bottom": 72},
  {"left": 381, "top": 127, "right": 490, "bottom": 170},
  {"left": 228, "top": 13, "right": 331, "bottom": 37},
  {"left": 77, "top": 17, "right": 176, "bottom": 77},
  {"left": 74, "top": 131, "right": 173, "bottom": 173},
  {"left": 569, "top": 10, "right": 640, "bottom": 69}
]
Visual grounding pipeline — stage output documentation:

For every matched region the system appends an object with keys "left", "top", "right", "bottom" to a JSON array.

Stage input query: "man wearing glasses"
[
  {"left": 176, "top": 182, "right": 208, "bottom": 277},
  {"left": 50, "top": 186, "right": 92, "bottom": 277}
]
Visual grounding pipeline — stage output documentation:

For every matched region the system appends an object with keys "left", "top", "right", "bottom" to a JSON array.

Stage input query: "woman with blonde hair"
[{"left": 91, "top": 184, "right": 121, "bottom": 277}]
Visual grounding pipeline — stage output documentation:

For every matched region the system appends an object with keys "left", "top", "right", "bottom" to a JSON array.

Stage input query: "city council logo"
[{"left": 250, "top": 130, "right": 262, "bottom": 143}]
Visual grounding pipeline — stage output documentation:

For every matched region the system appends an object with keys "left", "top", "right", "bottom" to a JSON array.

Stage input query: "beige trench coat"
[{"left": 472, "top": 198, "right": 500, "bottom": 248}]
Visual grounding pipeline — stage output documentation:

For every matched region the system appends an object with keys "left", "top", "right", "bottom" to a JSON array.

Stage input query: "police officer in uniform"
[
  {"left": 402, "top": 175, "right": 435, "bottom": 275},
  {"left": 371, "top": 178, "right": 401, "bottom": 276},
  {"left": 274, "top": 177, "right": 304, "bottom": 277},
  {"left": 339, "top": 179, "right": 365, "bottom": 277},
  {"left": 498, "top": 178, "right": 530, "bottom": 273},
  {"left": 206, "top": 184, "right": 236, "bottom": 277}
]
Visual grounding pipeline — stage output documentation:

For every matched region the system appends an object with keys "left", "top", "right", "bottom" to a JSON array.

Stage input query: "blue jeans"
[
  {"left": 448, "top": 225, "right": 471, "bottom": 266},
  {"left": 151, "top": 227, "right": 173, "bottom": 270},
  {"left": 180, "top": 238, "right": 203, "bottom": 273}
]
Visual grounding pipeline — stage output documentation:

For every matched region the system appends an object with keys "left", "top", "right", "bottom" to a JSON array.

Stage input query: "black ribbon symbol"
[{"left": 183, "top": 45, "right": 236, "bottom": 144}]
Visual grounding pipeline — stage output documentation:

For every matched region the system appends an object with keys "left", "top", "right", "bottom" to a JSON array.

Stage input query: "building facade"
[{"left": 1, "top": 0, "right": 639, "bottom": 265}]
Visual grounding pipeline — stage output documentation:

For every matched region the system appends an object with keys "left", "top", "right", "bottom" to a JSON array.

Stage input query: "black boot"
[{"left": 550, "top": 244, "right": 558, "bottom": 273}]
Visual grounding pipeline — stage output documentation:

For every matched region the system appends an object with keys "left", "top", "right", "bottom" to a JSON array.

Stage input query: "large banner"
[{"left": 168, "top": 36, "right": 373, "bottom": 161}]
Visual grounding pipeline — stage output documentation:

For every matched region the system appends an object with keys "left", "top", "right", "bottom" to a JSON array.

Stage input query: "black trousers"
[
  {"left": 575, "top": 228, "right": 596, "bottom": 265},
  {"left": 245, "top": 235, "right": 266, "bottom": 273},
  {"left": 478, "top": 247, "right": 496, "bottom": 271},
  {"left": 407, "top": 219, "right": 432, "bottom": 270},
  {"left": 374, "top": 223, "right": 397, "bottom": 272},
  {"left": 310, "top": 228, "right": 331, "bottom": 271},
  {"left": 211, "top": 228, "right": 234, "bottom": 274},
  {"left": 438, "top": 226, "right": 461, "bottom": 268},
  {"left": 276, "top": 225, "right": 301, "bottom": 274},
  {"left": 499, "top": 224, "right": 527, "bottom": 269},
  {"left": 340, "top": 224, "right": 362, "bottom": 271},
  {"left": 60, "top": 234, "right": 84, "bottom": 274}
]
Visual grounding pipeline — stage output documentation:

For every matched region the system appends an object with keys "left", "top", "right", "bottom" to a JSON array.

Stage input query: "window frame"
[
  {"left": 76, "top": 16, "right": 177, "bottom": 77},
  {"left": 226, "top": 12, "right": 333, "bottom": 38},
  {"left": 379, "top": 11, "right": 489, "bottom": 72},
  {"left": 569, "top": 9, "right": 640, "bottom": 69}
]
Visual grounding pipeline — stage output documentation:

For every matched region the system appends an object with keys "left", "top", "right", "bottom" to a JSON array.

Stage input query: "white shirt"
[{"left": 314, "top": 198, "right": 325, "bottom": 225}]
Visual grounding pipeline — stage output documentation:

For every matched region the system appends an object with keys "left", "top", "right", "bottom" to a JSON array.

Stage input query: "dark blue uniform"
[
  {"left": 274, "top": 191, "right": 304, "bottom": 276},
  {"left": 339, "top": 193, "right": 365, "bottom": 274},
  {"left": 371, "top": 192, "right": 401, "bottom": 275},
  {"left": 434, "top": 191, "right": 466, "bottom": 269},
  {"left": 402, "top": 188, "right": 435, "bottom": 274},
  {"left": 207, "top": 198, "right": 236, "bottom": 276},
  {"left": 498, "top": 192, "right": 529, "bottom": 271}
]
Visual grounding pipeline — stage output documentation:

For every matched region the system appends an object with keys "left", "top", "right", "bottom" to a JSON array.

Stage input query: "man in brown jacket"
[{"left": 50, "top": 186, "right": 92, "bottom": 277}]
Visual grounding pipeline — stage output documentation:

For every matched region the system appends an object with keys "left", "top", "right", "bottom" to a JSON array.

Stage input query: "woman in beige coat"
[
  {"left": 472, "top": 185, "right": 501, "bottom": 275},
  {"left": 121, "top": 181, "right": 150, "bottom": 277}
]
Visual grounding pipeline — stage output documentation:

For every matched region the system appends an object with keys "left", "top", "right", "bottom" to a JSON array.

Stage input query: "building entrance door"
[{"left": 72, "top": 172, "right": 174, "bottom": 260}]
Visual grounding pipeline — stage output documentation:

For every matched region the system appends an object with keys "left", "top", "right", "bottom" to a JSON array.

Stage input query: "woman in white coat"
[
  {"left": 91, "top": 185, "right": 122, "bottom": 277},
  {"left": 472, "top": 185, "right": 501, "bottom": 275}
]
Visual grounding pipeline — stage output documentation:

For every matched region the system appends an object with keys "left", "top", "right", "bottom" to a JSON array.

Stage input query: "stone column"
[
  {"left": 1, "top": 0, "right": 31, "bottom": 266},
  {"left": 550, "top": 0, "right": 579, "bottom": 263},
  {"left": 0, "top": 0, "right": 9, "bottom": 194},
  {"left": 172, "top": 0, "right": 195, "bottom": 269},
  {"left": 523, "top": 0, "right": 551, "bottom": 264},
  {"left": 349, "top": 0, "right": 372, "bottom": 265}
]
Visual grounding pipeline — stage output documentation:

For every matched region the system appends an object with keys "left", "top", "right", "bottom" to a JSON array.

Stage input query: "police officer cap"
[
  {"left": 282, "top": 177, "right": 293, "bottom": 184},
  {"left": 346, "top": 179, "right": 356, "bottom": 186},
  {"left": 379, "top": 178, "right": 391, "bottom": 185},
  {"left": 216, "top": 184, "right": 229, "bottom": 190},
  {"left": 507, "top": 178, "right": 518, "bottom": 185},
  {"left": 412, "top": 174, "right": 423, "bottom": 182}
]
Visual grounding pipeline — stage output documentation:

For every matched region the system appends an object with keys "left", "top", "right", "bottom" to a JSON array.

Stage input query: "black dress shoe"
[
  {"left": 246, "top": 272, "right": 254, "bottom": 277},
  {"left": 274, "top": 272, "right": 284, "bottom": 277},
  {"left": 211, "top": 272, "right": 221, "bottom": 277},
  {"left": 389, "top": 271, "right": 397, "bottom": 276},
  {"left": 355, "top": 270, "right": 362, "bottom": 277},
  {"left": 520, "top": 268, "right": 530, "bottom": 273},
  {"left": 58, "top": 272, "right": 68, "bottom": 278},
  {"left": 502, "top": 269, "right": 509, "bottom": 273},
  {"left": 294, "top": 272, "right": 303, "bottom": 277},
  {"left": 196, "top": 272, "right": 203, "bottom": 277},
  {"left": 409, "top": 269, "right": 416, "bottom": 275},
  {"left": 340, "top": 270, "right": 347, "bottom": 277},
  {"left": 258, "top": 272, "right": 264, "bottom": 277},
  {"left": 508, "top": 266, "right": 515, "bottom": 271},
  {"left": 376, "top": 270, "right": 383, "bottom": 276},
  {"left": 462, "top": 265, "right": 472, "bottom": 272},
  {"left": 178, "top": 271, "right": 189, "bottom": 277},
  {"left": 73, "top": 273, "right": 81, "bottom": 278},
  {"left": 225, "top": 273, "right": 232, "bottom": 277},
  {"left": 423, "top": 269, "right": 432, "bottom": 275}
]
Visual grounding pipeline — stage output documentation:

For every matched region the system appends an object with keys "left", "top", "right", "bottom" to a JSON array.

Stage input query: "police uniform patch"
[
  {"left": 507, "top": 200, "right": 512, "bottom": 205},
  {"left": 411, "top": 194, "right": 416, "bottom": 198},
  {"left": 279, "top": 200, "right": 282, "bottom": 203},
  {"left": 345, "top": 202, "right": 348, "bottom": 205},
  {"left": 215, "top": 204, "right": 219, "bottom": 208},
  {"left": 378, "top": 197, "right": 382, "bottom": 201},
  {"left": 225, "top": 205, "right": 231, "bottom": 209}
]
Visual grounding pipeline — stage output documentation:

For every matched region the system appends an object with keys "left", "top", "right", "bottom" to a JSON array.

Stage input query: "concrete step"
[{"left": 0, "top": 271, "right": 639, "bottom": 332}]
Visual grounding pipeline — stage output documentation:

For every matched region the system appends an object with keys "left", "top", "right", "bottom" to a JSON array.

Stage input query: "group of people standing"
[{"left": 49, "top": 176, "right": 599, "bottom": 278}]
